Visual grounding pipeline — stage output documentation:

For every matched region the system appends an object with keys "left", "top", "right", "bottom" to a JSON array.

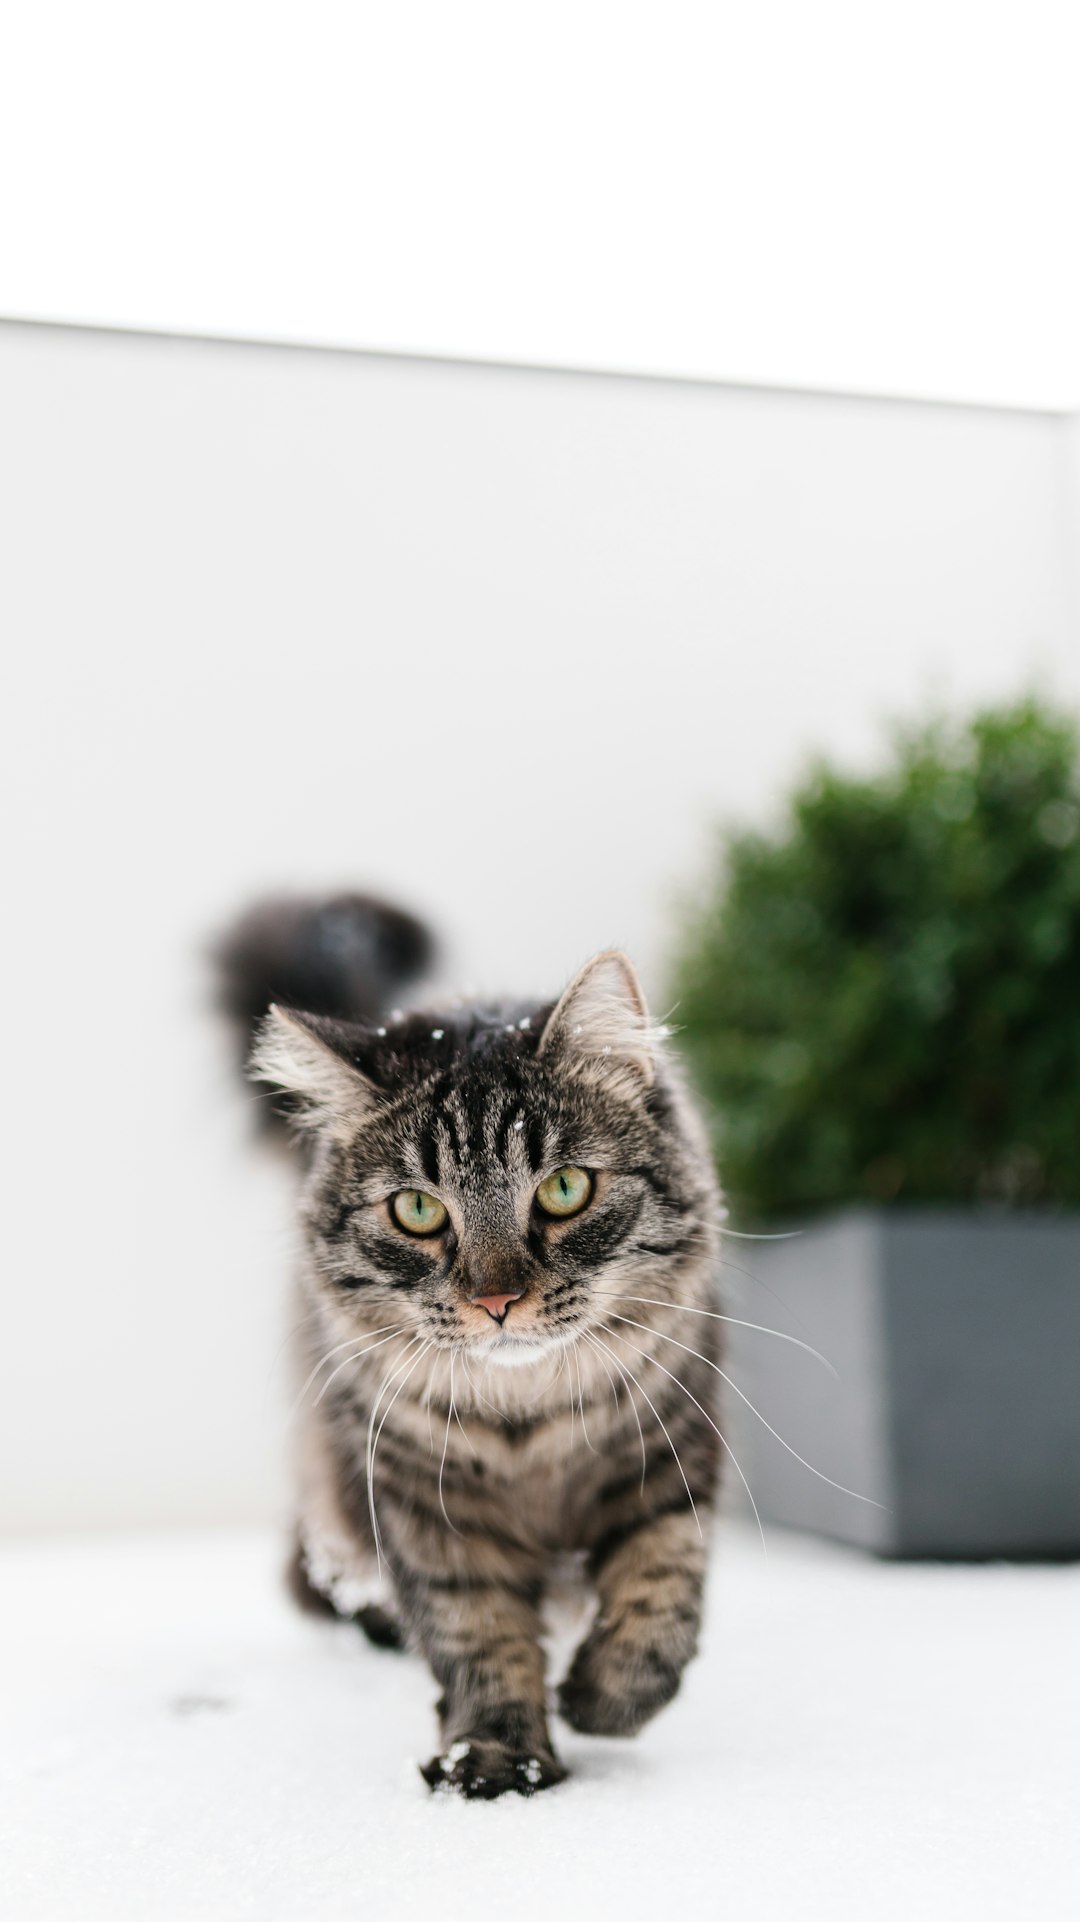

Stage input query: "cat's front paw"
[
  {"left": 420, "top": 1737, "right": 567, "bottom": 1800},
  {"left": 558, "top": 1633, "right": 683, "bottom": 1737}
]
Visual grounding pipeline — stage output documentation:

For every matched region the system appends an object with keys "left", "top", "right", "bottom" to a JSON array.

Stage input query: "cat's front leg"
[
  {"left": 406, "top": 1572, "right": 567, "bottom": 1798},
  {"left": 290, "top": 1401, "right": 405, "bottom": 1648},
  {"left": 559, "top": 1508, "right": 706, "bottom": 1737}
]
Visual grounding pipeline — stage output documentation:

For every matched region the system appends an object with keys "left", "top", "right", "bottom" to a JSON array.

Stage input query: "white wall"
[
  {"left": 6, "top": 2, "right": 1080, "bottom": 408},
  {"left": 2, "top": 320, "right": 1076, "bottom": 1533}
]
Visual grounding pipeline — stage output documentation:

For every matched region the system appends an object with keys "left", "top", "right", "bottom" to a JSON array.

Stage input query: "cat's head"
[{"left": 251, "top": 952, "right": 714, "bottom": 1361}]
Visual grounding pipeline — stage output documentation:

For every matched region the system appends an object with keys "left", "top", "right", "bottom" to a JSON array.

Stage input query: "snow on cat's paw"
[{"left": 420, "top": 1738, "right": 568, "bottom": 1800}]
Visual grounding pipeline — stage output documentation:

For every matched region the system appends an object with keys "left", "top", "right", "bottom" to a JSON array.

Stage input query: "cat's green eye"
[
  {"left": 391, "top": 1189, "right": 448, "bottom": 1236},
  {"left": 535, "top": 1166, "right": 593, "bottom": 1220}
]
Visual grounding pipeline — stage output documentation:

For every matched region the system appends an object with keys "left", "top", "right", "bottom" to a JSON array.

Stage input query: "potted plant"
[{"left": 672, "top": 698, "right": 1080, "bottom": 1556}]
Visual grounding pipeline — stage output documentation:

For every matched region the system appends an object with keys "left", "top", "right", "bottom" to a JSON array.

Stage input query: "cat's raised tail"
[{"left": 214, "top": 890, "right": 435, "bottom": 1121}]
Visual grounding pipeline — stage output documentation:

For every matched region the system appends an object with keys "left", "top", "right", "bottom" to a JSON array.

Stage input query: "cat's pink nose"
[{"left": 471, "top": 1291, "right": 523, "bottom": 1324}]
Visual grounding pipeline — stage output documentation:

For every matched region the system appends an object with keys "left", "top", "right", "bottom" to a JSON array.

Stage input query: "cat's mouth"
[
  {"left": 480, "top": 1330, "right": 561, "bottom": 1369},
  {"left": 466, "top": 1319, "right": 582, "bottom": 1368}
]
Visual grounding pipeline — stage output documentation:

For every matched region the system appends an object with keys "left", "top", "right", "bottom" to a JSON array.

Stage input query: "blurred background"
[{"left": 2, "top": 1, "right": 1079, "bottom": 1543}]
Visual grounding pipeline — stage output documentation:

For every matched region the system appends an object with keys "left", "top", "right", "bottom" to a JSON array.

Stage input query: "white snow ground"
[{"left": 2, "top": 1524, "right": 1076, "bottom": 1922}]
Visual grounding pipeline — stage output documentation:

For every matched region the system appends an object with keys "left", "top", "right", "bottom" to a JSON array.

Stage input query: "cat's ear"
[
  {"left": 249, "top": 1005, "right": 382, "bottom": 1134},
  {"left": 538, "top": 950, "right": 659, "bottom": 1090}
]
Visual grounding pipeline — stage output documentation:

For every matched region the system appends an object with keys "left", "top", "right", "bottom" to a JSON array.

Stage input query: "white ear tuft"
[
  {"left": 538, "top": 951, "right": 660, "bottom": 1089},
  {"left": 249, "top": 1005, "right": 378, "bottom": 1134}
]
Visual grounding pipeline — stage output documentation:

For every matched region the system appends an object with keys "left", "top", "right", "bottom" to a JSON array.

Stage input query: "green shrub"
[{"left": 672, "top": 698, "right": 1080, "bottom": 1219}]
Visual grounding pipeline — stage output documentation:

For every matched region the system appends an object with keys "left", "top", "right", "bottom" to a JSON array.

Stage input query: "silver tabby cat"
[{"left": 252, "top": 946, "right": 723, "bottom": 1798}]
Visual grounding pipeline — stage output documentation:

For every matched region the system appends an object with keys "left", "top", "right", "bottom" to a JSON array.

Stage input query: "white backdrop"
[
  {"left": 2, "top": 319, "right": 1077, "bottom": 1532},
  {"left": 4, "top": 2, "right": 1080, "bottom": 407}
]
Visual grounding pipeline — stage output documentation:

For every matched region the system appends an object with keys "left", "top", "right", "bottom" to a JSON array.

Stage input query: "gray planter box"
[{"left": 724, "top": 1209, "right": 1080, "bottom": 1557}]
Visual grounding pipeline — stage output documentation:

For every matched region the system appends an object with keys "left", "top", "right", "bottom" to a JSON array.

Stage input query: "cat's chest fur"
[{"left": 328, "top": 1342, "right": 632, "bottom": 1553}]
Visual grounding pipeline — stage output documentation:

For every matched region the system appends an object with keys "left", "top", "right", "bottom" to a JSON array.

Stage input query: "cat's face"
[{"left": 254, "top": 953, "right": 710, "bottom": 1361}]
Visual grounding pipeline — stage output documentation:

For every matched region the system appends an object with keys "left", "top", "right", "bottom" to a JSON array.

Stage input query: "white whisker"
[
  {"left": 584, "top": 1328, "right": 623, "bottom": 1415},
  {"left": 302, "top": 1320, "right": 404, "bottom": 1382},
  {"left": 572, "top": 1343, "right": 597, "bottom": 1453},
  {"left": 438, "top": 1351, "right": 463, "bottom": 1537},
  {"left": 581, "top": 1332, "right": 646, "bottom": 1492},
  {"left": 366, "top": 1334, "right": 427, "bottom": 1573},
  {"left": 460, "top": 1353, "right": 508, "bottom": 1421},
  {"left": 308, "top": 1326, "right": 409, "bottom": 1412},
  {"left": 451, "top": 1384, "right": 479, "bottom": 1455},
  {"left": 586, "top": 1332, "right": 703, "bottom": 1542},
  {"left": 598, "top": 1293, "right": 837, "bottom": 1377},
  {"left": 607, "top": 1312, "right": 885, "bottom": 1510},
  {"left": 604, "top": 1323, "right": 766, "bottom": 1556},
  {"left": 369, "top": 1338, "right": 433, "bottom": 1564},
  {"left": 722, "top": 1227, "right": 804, "bottom": 1241},
  {"left": 716, "top": 1252, "right": 817, "bottom": 1337},
  {"left": 264, "top": 1304, "right": 323, "bottom": 1393}
]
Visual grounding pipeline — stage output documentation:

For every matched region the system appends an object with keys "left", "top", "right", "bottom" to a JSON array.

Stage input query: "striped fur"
[{"left": 254, "top": 951, "right": 723, "bottom": 1798}]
